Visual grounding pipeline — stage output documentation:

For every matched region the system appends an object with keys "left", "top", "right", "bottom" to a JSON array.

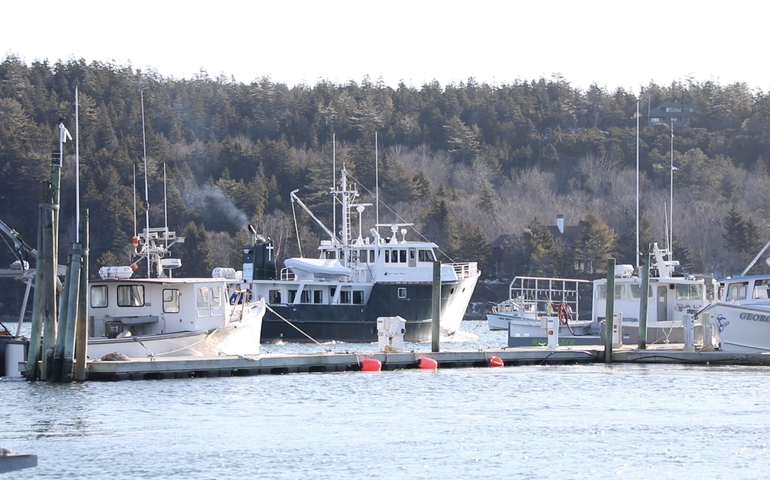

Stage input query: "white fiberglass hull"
[{"left": 700, "top": 302, "right": 770, "bottom": 353}]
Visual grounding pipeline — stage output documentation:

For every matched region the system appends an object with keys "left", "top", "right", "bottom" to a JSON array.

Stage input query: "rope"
[{"left": 265, "top": 304, "right": 333, "bottom": 352}]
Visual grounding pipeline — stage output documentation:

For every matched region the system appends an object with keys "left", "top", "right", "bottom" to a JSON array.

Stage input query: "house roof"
[{"left": 548, "top": 225, "right": 583, "bottom": 244}]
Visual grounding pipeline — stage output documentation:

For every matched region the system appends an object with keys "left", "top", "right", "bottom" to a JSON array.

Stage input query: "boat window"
[
  {"left": 400, "top": 250, "right": 407, "bottom": 263},
  {"left": 197, "top": 286, "right": 211, "bottom": 308},
  {"left": 163, "top": 289, "right": 181, "bottom": 313},
  {"left": 288, "top": 290, "right": 297, "bottom": 303},
  {"left": 117, "top": 285, "right": 144, "bottom": 307},
  {"left": 341, "top": 290, "right": 351, "bottom": 304},
  {"left": 595, "top": 284, "right": 607, "bottom": 300},
  {"left": 350, "top": 250, "right": 358, "bottom": 263},
  {"left": 614, "top": 285, "right": 625, "bottom": 301},
  {"left": 353, "top": 290, "right": 364, "bottom": 304},
  {"left": 269, "top": 290, "right": 281, "bottom": 304},
  {"left": 369, "top": 250, "right": 375, "bottom": 263},
  {"left": 325, "top": 251, "right": 336, "bottom": 259},
  {"left": 212, "top": 286, "right": 222, "bottom": 307},
  {"left": 313, "top": 290, "right": 323, "bottom": 304},
  {"left": 726, "top": 282, "right": 748, "bottom": 301},
  {"left": 753, "top": 279, "right": 770, "bottom": 300},
  {"left": 385, "top": 250, "right": 391, "bottom": 263},
  {"left": 676, "top": 284, "right": 702, "bottom": 300},
  {"left": 301, "top": 290, "right": 311, "bottom": 303},
  {"left": 90, "top": 285, "right": 108, "bottom": 308},
  {"left": 629, "top": 284, "right": 652, "bottom": 300},
  {"left": 418, "top": 249, "right": 436, "bottom": 262},
  {"left": 398, "top": 287, "right": 407, "bottom": 299}
]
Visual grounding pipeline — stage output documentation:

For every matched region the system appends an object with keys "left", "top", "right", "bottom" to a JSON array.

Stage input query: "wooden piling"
[
  {"left": 431, "top": 261, "right": 441, "bottom": 353},
  {"left": 25, "top": 182, "right": 49, "bottom": 381},
  {"left": 638, "top": 243, "right": 650, "bottom": 350},
  {"left": 604, "top": 258, "right": 615, "bottom": 364},
  {"left": 74, "top": 210, "right": 89, "bottom": 381}
]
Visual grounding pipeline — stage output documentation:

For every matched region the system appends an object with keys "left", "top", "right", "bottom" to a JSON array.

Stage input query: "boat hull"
[
  {"left": 700, "top": 302, "right": 770, "bottom": 353},
  {"left": 261, "top": 277, "right": 477, "bottom": 343}
]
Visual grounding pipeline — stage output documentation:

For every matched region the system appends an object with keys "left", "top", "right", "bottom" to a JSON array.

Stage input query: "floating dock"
[{"left": 71, "top": 344, "right": 770, "bottom": 381}]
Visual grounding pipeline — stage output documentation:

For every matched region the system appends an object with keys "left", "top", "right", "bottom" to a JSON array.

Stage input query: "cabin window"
[
  {"left": 301, "top": 290, "right": 311, "bottom": 303},
  {"left": 676, "top": 284, "right": 702, "bottom": 300},
  {"left": 117, "top": 285, "right": 144, "bottom": 307},
  {"left": 398, "top": 287, "right": 407, "bottom": 299},
  {"left": 353, "top": 290, "right": 364, "bottom": 304},
  {"left": 370, "top": 250, "right": 375, "bottom": 263},
  {"left": 197, "top": 286, "right": 211, "bottom": 308},
  {"left": 163, "top": 289, "right": 181, "bottom": 313},
  {"left": 325, "top": 251, "right": 337, "bottom": 259},
  {"left": 596, "top": 284, "right": 606, "bottom": 300},
  {"left": 399, "top": 250, "right": 407, "bottom": 263},
  {"left": 614, "top": 285, "right": 625, "bottom": 301},
  {"left": 753, "top": 280, "right": 770, "bottom": 300},
  {"left": 385, "top": 250, "right": 391, "bottom": 263},
  {"left": 90, "top": 285, "right": 108, "bottom": 308},
  {"left": 341, "top": 290, "right": 351, "bottom": 304},
  {"left": 418, "top": 250, "right": 435, "bottom": 262},
  {"left": 727, "top": 282, "right": 748, "bottom": 301},
  {"left": 314, "top": 290, "right": 323, "bottom": 304},
  {"left": 269, "top": 290, "right": 281, "bottom": 304},
  {"left": 212, "top": 286, "right": 222, "bottom": 307},
  {"left": 629, "top": 284, "right": 652, "bottom": 300}
]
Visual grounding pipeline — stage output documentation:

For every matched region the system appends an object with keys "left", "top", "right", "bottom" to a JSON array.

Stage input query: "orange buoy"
[
  {"left": 417, "top": 357, "right": 438, "bottom": 370},
  {"left": 360, "top": 358, "right": 382, "bottom": 372},
  {"left": 487, "top": 356, "right": 504, "bottom": 367}
]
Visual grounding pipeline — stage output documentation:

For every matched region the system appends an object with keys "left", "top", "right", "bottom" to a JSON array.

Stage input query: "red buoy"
[
  {"left": 487, "top": 356, "right": 504, "bottom": 367},
  {"left": 417, "top": 357, "right": 438, "bottom": 370},
  {"left": 360, "top": 358, "right": 382, "bottom": 372}
]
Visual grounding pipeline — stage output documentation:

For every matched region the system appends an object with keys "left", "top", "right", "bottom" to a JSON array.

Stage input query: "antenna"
[
  {"left": 141, "top": 91, "right": 150, "bottom": 277},
  {"left": 164, "top": 163, "right": 168, "bottom": 250},
  {"left": 375, "top": 131, "right": 379, "bottom": 229},
  {"left": 133, "top": 164, "right": 137, "bottom": 238},
  {"left": 669, "top": 122, "right": 674, "bottom": 255},
  {"left": 75, "top": 86, "right": 80, "bottom": 243},
  {"left": 332, "top": 134, "right": 336, "bottom": 241}
]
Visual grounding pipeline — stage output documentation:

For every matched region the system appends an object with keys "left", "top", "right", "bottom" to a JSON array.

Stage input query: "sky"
[{"left": 3, "top": 0, "right": 767, "bottom": 93}]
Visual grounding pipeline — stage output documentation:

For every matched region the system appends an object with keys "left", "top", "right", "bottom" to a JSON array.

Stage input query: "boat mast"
[
  {"left": 375, "top": 131, "right": 379, "bottom": 230},
  {"left": 636, "top": 99, "right": 640, "bottom": 272},
  {"left": 141, "top": 92, "right": 151, "bottom": 277},
  {"left": 669, "top": 121, "right": 674, "bottom": 254},
  {"left": 332, "top": 134, "right": 336, "bottom": 244}
]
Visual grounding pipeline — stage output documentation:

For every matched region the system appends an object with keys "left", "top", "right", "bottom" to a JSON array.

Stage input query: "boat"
[
  {"left": 695, "top": 236, "right": 770, "bottom": 353},
  {"left": 241, "top": 167, "right": 480, "bottom": 343},
  {"left": 503, "top": 244, "right": 714, "bottom": 347},
  {"left": 590, "top": 242, "right": 714, "bottom": 345},
  {"left": 487, "top": 276, "right": 591, "bottom": 333},
  {"left": 0, "top": 447, "right": 37, "bottom": 474},
  {"left": 86, "top": 228, "right": 266, "bottom": 359}
]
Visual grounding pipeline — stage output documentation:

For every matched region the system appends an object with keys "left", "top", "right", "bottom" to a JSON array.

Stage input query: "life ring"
[{"left": 557, "top": 302, "right": 572, "bottom": 325}]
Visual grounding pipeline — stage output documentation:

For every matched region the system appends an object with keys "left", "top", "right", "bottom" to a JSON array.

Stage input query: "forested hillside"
[{"left": 2, "top": 55, "right": 770, "bottom": 311}]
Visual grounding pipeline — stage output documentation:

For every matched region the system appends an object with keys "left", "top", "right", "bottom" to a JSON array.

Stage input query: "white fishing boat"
[
  {"left": 87, "top": 227, "right": 265, "bottom": 359},
  {"left": 591, "top": 243, "right": 714, "bottom": 345},
  {"left": 696, "top": 238, "right": 770, "bottom": 353},
  {"left": 241, "top": 167, "right": 480, "bottom": 343}
]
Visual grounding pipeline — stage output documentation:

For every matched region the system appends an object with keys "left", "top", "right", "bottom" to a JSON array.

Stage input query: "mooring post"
[
  {"left": 604, "top": 258, "right": 615, "bottom": 364},
  {"left": 61, "top": 242, "right": 82, "bottom": 381},
  {"left": 52, "top": 245, "right": 74, "bottom": 382},
  {"left": 74, "top": 209, "right": 89, "bottom": 382},
  {"left": 41, "top": 186, "right": 58, "bottom": 381},
  {"left": 25, "top": 182, "right": 49, "bottom": 380},
  {"left": 431, "top": 261, "right": 441, "bottom": 353},
  {"left": 638, "top": 243, "right": 650, "bottom": 350}
]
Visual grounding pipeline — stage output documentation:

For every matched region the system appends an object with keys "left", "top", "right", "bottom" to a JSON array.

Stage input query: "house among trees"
[
  {"left": 548, "top": 215, "right": 583, "bottom": 253},
  {"left": 647, "top": 102, "right": 693, "bottom": 126}
]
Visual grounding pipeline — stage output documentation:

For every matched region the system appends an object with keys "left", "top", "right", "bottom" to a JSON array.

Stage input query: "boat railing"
[
  {"left": 509, "top": 276, "right": 590, "bottom": 320},
  {"left": 449, "top": 262, "right": 479, "bottom": 279}
]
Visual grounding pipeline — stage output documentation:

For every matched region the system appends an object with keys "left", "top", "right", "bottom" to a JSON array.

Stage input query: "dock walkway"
[{"left": 81, "top": 344, "right": 770, "bottom": 381}]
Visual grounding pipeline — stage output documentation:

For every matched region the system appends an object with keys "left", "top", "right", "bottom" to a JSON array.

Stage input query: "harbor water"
[{"left": 2, "top": 321, "right": 770, "bottom": 479}]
